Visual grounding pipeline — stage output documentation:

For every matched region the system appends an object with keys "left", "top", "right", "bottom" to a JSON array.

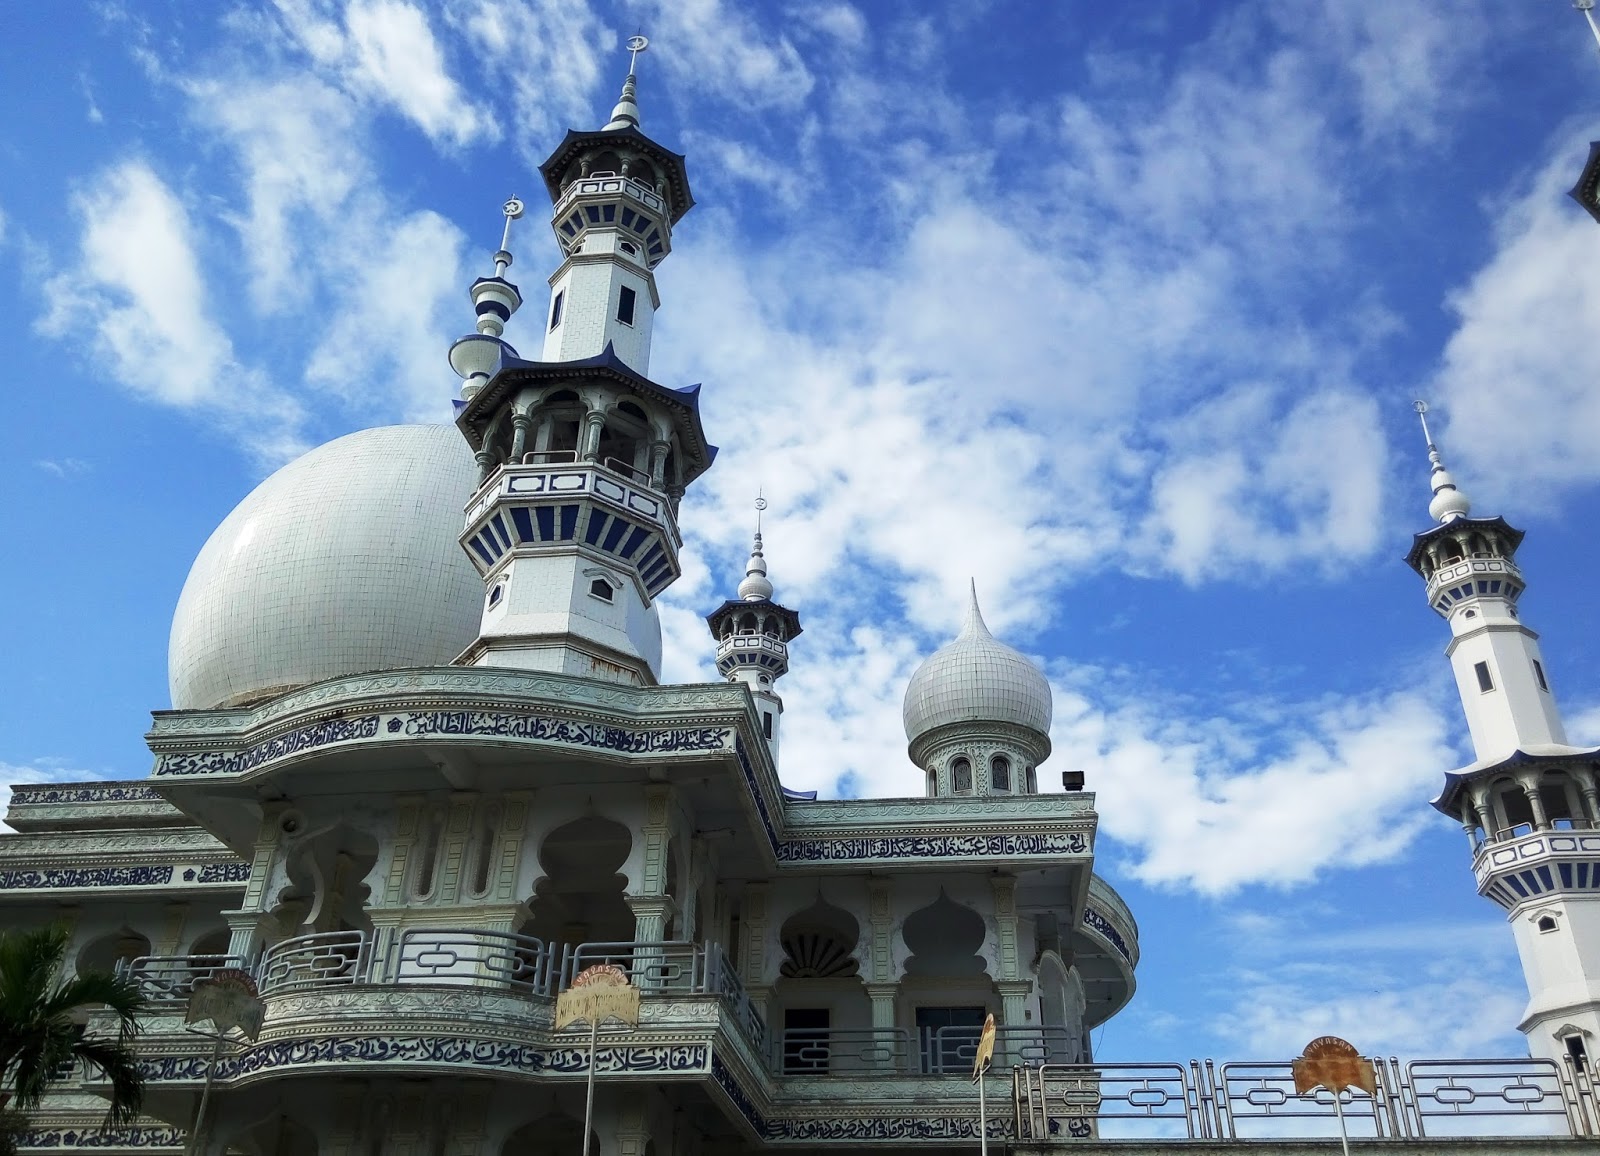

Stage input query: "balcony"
[{"left": 773, "top": 1024, "right": 1072, "bottom": 1077}]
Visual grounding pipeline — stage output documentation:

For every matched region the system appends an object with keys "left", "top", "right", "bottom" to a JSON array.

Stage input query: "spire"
[
  {"left": 447, "top": 197, "right": 526, "bottom": 401},
  {"left": 1414, "top": 400, "right": 1471, "bottom": 524},
  {"left": 1578, "top": 1, "right": 1600, "bottom": 53},
  {"left": 961, "top": 579, "right": 995, "bottom": 639},
  {"left": 738, "top": 530, "right": 774, "bottom": 601},
  {"left": 604, "top": 35, "right": 649, "bottom": 130}
]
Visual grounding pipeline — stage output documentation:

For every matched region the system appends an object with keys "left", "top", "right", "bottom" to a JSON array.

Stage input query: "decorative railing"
[
  {"left": 118, "top": 954, "right": 250, "bottom": 1007},
  {"left": 258, "top": 931, "right": 367, "bottom": 993},
  {"left": 1014, "top": 1056, "right": 1600, "bottom": 1141},
  {"left": 247, "top": 930, "right": 766, "bottom": 1052},
  {"left": 926, "top": 1024, "right": 1075, "bottom": 1075},
  {"left": 775, "top": 1028, "right": 911, "bottom": 1075},
  {"left": 391, "top": 927, "right": 555, "bottom": 996}
]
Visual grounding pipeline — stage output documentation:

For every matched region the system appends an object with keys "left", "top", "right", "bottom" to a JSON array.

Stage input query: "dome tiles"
[{"left": 168, "top": 424, "right": 483, "bottom": 710}]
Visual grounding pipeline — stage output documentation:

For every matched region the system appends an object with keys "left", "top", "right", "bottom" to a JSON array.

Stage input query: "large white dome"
[
  {"left": 169, "top": 425, "right": 483, "bottom": 710},
  {"left": 903, "top": 588, "right": 1053, "bottom": 743}
]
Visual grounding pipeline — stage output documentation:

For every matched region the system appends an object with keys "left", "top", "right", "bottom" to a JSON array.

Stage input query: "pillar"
[
  {"left": 510, "top": 411, "right": 532, "bottom": 463},
  {"left": 738, "top": 882, "right": 771, "bottom": 1014},
  {"left": 1521, "top": 775, "right": 1550, "bottom": 831}
]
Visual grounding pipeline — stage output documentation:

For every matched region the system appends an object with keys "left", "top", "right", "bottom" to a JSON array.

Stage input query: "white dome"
[
  {"left": 902, "top": 587, "right": 1052, "bottom": 743},
  {"left": 169, "top": 425, "right": 483, "bottom": 710}
]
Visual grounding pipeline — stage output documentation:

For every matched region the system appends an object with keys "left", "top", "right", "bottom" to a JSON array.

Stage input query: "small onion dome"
[
  {"left": 737, "top": 531, "right": 774, "bottom": 601},
  {"left": 902, "top": 585, "right": 1052, "bottom": 743}
]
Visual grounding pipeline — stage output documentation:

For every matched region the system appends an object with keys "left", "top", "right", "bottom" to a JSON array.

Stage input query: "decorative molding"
[
  {"left": 138, "top": 1035, "right": 708, "bottom": 1083},
  {"left": 9, "top": 783, "right": 163, "bottom": 804},
  {"left": 1082, "top": 906, "right": 1132, "bottom": 964},
  {"left": 153, "top": 710, "right": 731, "bottom": 780},
  {"left": 777, "top": 831, "right": 1089, "bottom": 864},
  {"left": 0, "top": 865, "right": 174, "bottom": 890},
  {"left": 18, "top": 1125, "right": 184, "bottom": 1149}
]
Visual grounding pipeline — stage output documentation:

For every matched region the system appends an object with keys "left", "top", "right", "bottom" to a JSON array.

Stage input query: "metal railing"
[
  {"left": 924, "top": 1024, "right": 1075, "bottom": 1075},
  {"left": 391, "top": 927, "right": 555, "bottom": 996},
  {"left": 246, "top": 930, "right": 767, "bottom": 1052},
  {"left": 1014, "top": 1055, "right": 1600, "bottom": 1141},
  {"left": 258, "top": 931, "right": 367, "bottom": 994},
  {"left": 118, "top": 953, "right": 249, "bottom": 1007},
  {"left": 775, "top": 1027, "right": 912, "bottom": 1075}
]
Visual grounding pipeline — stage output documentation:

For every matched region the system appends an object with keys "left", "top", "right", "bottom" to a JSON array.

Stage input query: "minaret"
[
  {"left": 705, "top": 506, "right": 802, "bottom": 763},
  {"left": 1407, "top": 402, "right": 1600, "bottom": 1070},
  {"left": 449, "top": 38, "right": 717, "bottom": 685}
]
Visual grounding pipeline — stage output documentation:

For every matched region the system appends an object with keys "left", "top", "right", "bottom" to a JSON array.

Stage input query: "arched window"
[
  {"left": 952, "top": 758, "right": 972, "bottom": 794},
  {"left": 738, "top": 612, "right": 758, "bottom": 634},
  {"left": 991, "top": 756, "right": 1011, "bottom": 792},
  {"left": 1025, "top": 766, "right": 1037, "bottom": 794},
  {"left": 927, "top": 769, "right": 938, "bottom": 797}
]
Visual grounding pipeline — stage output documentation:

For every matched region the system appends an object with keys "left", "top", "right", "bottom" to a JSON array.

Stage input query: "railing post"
[{"left": 1204, "top": 1059, "right": 1229, "bottom": 1139}]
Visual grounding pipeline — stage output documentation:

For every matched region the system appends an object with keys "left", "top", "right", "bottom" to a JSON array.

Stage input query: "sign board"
[
  {"left": 185, "top": 969, "right": 266, "bottom": 1041},
  {"left": 556, "top": 963, "right": 640, "bottom": 1030},
  {"left": 1292, "top": 1036, "right": 1377, "bottom": 1096}
]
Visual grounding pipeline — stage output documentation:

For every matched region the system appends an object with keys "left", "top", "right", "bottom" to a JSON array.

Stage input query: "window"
[
  {"left": 487, "top": 583, "right": 504, "bottom": 608},
  {"left": 952, "top": 757, "right": 972, "bottom": 794},
  {"left": 1535, "top": 660, "right": 1550, "bottom": 692},
  {"left": 617, "top": 285, "right": 637, "bottom": 325},
  {"left": 1566, "top": 1035, "right": 1589, "bottom": 1067},
  {"left": 589, "top": 578, "right": 614, "bottom": 602},
  {"left": 783, "top": 1008, "right": 830, "bottom": 1074},
  {"left": 549, "top": 290, "right": 564, "bottom": 330},
  {"left": 1475, "top": 661, "right": 1494, "bottom": 693},
  {"left": 1025, "top": 766, "right": 1037, "bottom": 794},
  {"left": 991, "top": 755, "right": 1011, "bottom": 792},
  {"left": 916, "top": 1006, "right": 986, "bottom": 1074},
  {"left": 927, "top": 769, "right": 938, "bottom": 797},
  {"left": 1538, "top": 915, "right": 1558, "bottom": 933},
  {"left": 762, "top": 712, "right": 773, "bottom": 740}
]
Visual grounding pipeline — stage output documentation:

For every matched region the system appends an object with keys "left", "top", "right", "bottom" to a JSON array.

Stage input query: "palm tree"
[{"left": 0, "top": 924, "right": 146, "bottom": 1142}]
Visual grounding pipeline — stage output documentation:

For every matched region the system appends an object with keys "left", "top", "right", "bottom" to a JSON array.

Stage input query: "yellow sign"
[
  {"left": 185, "top": 969, "right": 265, "bottom": 1041},
  {"left": 1292, "top": 1036, "right": 1377, "bottom": 1096},
  {"left": 970, "top": 1012, "right": 996, "bottom": 1083},
  {"left": 556, "top": 963, "right": 640, "bottom": 1030}
]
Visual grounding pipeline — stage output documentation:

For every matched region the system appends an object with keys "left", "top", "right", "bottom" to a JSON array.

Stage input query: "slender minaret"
[
  {"left": 705, "top": 503, "right": 802, "bottom": 763},
  {"left": 1408, "top": 402, "right": 1600, "bottom": 1070},
  {"left": 449, "top": 38, "right": 717, "bottom": 685}
]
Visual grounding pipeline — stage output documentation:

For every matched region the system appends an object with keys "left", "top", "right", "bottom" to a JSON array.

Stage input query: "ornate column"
[
  {"left": 510, "top": 411, "right": 533, "bottom": 463},
  {"left": 991, "top": 876, "right": 1030, "bottom": 1028},
  {"left": 157, "top": 903, "right": 188, "bottom": 957},
  {"left": 227, "top": 805, "right": 289, "bottom": 959},
  {"left": 492, "top": 791, "right": 531, "bottom": 903},
  {"left": 1520, "top": 775, "right": 1551, "bottom": 831},
  {"left": 436, "top": 793, "right": 479, "bottom": 904},
  {"left": 738, "top": 882, "right": 771, "bottom": 1014},
  {"left": 1576, "top": 765, "right": 1600, "bottom": 827},
  {"left": 648, "top": 440, "right": 670, "bottom": 488},
  {"left": 475, "top": 446, "right": 496, "bottom": 483},
  {"left": 865, "top": 878, "right": 898, "bottom": 1061},
  {"left": 581, "top": 408, "right": 606, "bottom": 462}
]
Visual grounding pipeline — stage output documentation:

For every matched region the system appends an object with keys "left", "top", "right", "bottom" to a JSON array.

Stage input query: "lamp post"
[
  {"left": 555, "top": 964, "right": 641, "bottom": 1156},
  {"left": 181, "top": 969, "right": 265, "bottom": 1156}
]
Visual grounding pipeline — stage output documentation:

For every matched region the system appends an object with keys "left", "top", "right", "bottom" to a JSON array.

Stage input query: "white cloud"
[
  {"left": 1210, "top": 912, "right": 1525, "bottom": 1057},
  {"left": 37, "top": 160, "right": 308, "bottom": 462},
  {"left": 274, "top": 0, "right": 499, "bottom": 148},
  {"left": 630, "top": 0, "right": 815, "bottom": 111},
  {"left": 1431, "top": 131, "right": 1600, "bottom": 504},
  {"left": 1053, "top": 687, "right": 1454, "bottom": 895},
  {"left": 36, "top": 458, "right": 92, "bottom": 478}
]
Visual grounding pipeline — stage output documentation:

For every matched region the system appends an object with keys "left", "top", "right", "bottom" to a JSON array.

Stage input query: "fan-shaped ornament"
[{"left": 779, "top": 931, "right": 859, "bottom": 978}]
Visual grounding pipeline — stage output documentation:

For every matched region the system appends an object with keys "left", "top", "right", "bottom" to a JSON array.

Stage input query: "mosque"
[{"left": 1, "top": 44, "right": 1597, "bottom": 1156}]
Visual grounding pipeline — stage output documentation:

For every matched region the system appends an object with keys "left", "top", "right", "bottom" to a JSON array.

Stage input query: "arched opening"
[
  {"left": 1490, "top": 779, "right": 1534, "bottom": 838},
  {"left": 738, "top": 612, "right": 758, "bottom": 634},
  {"left": 525, "top": 816, "right": 634, "bottom": 952},
  {"left": 927, "top": 769, "right": 938, "bottom": 798},
  {"left": 1035, "top": 952, "right": 1087, "bottom": 1065},
  {"left": 902, "top": 892, "right": 991, "bottom": 1074},
  {"left": 590, "top": 151, "right": 622, "bottom": 176},
  {"left": 991, "top": 756, "right": 1011, "bottom": 793},
  {"left": 77, "top": 928, "right": 151, "bottom": 977},
  {"left": 951, "top": 757, "right": 973, "bottom": 794},
  {"left": 775, "top": 898, "right": 866, "bottom": 1074},
  {"left": 503, "top": 1115, "right": 593, "bottom": 1156},
  {"left": 1539, "top": 774, "right": 1582, "bottom": 829},
  {"left": 630, "top": 159, "right": 659, "bottom": 190},
  {"left": 762, "top": 616, "right": 780, "bottom": 637}
]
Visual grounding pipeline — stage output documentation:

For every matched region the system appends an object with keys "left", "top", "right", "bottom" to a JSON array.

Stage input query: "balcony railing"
[
  {"left": 1013, "top": 1056, "right": 1600, "bottom": 1141},
  {"left": 244, "top": 930, "right": 766, "bottom": 1050},
  {"left": 119, "top": 953, "right": 250, "bottom": 1007},
  {"left": 768, "top": 1025, "right": 1073, "bottom": 1077}
]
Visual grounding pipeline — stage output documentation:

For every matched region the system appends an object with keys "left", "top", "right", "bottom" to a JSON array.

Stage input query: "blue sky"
[{"left": 2, "top": 0, "right": 1599, "bottom": 1063}]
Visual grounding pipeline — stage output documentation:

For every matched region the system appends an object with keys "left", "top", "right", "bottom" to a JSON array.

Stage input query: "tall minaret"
[
  {"left": 1407, "top": 402, "right": 1600, "bottom": 1070},
  {"left": 449, "top": 38, "right": 717, "bottom": 685},
  {"left": 705, "top": 507, "right": 802, "bottom": 763}
]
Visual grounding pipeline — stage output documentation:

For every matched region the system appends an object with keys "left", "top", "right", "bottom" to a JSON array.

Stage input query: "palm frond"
[
  {"left": 71, "top": 1037, "right": 144, "bottom": 1129},
  {"left": 42, "top": 972, "right": 145, "bottom": 1034}
]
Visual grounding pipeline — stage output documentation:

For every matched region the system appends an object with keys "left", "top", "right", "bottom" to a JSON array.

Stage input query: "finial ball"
[{"left": 502, "top": 197, "right": 525, "bottom": 219}]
